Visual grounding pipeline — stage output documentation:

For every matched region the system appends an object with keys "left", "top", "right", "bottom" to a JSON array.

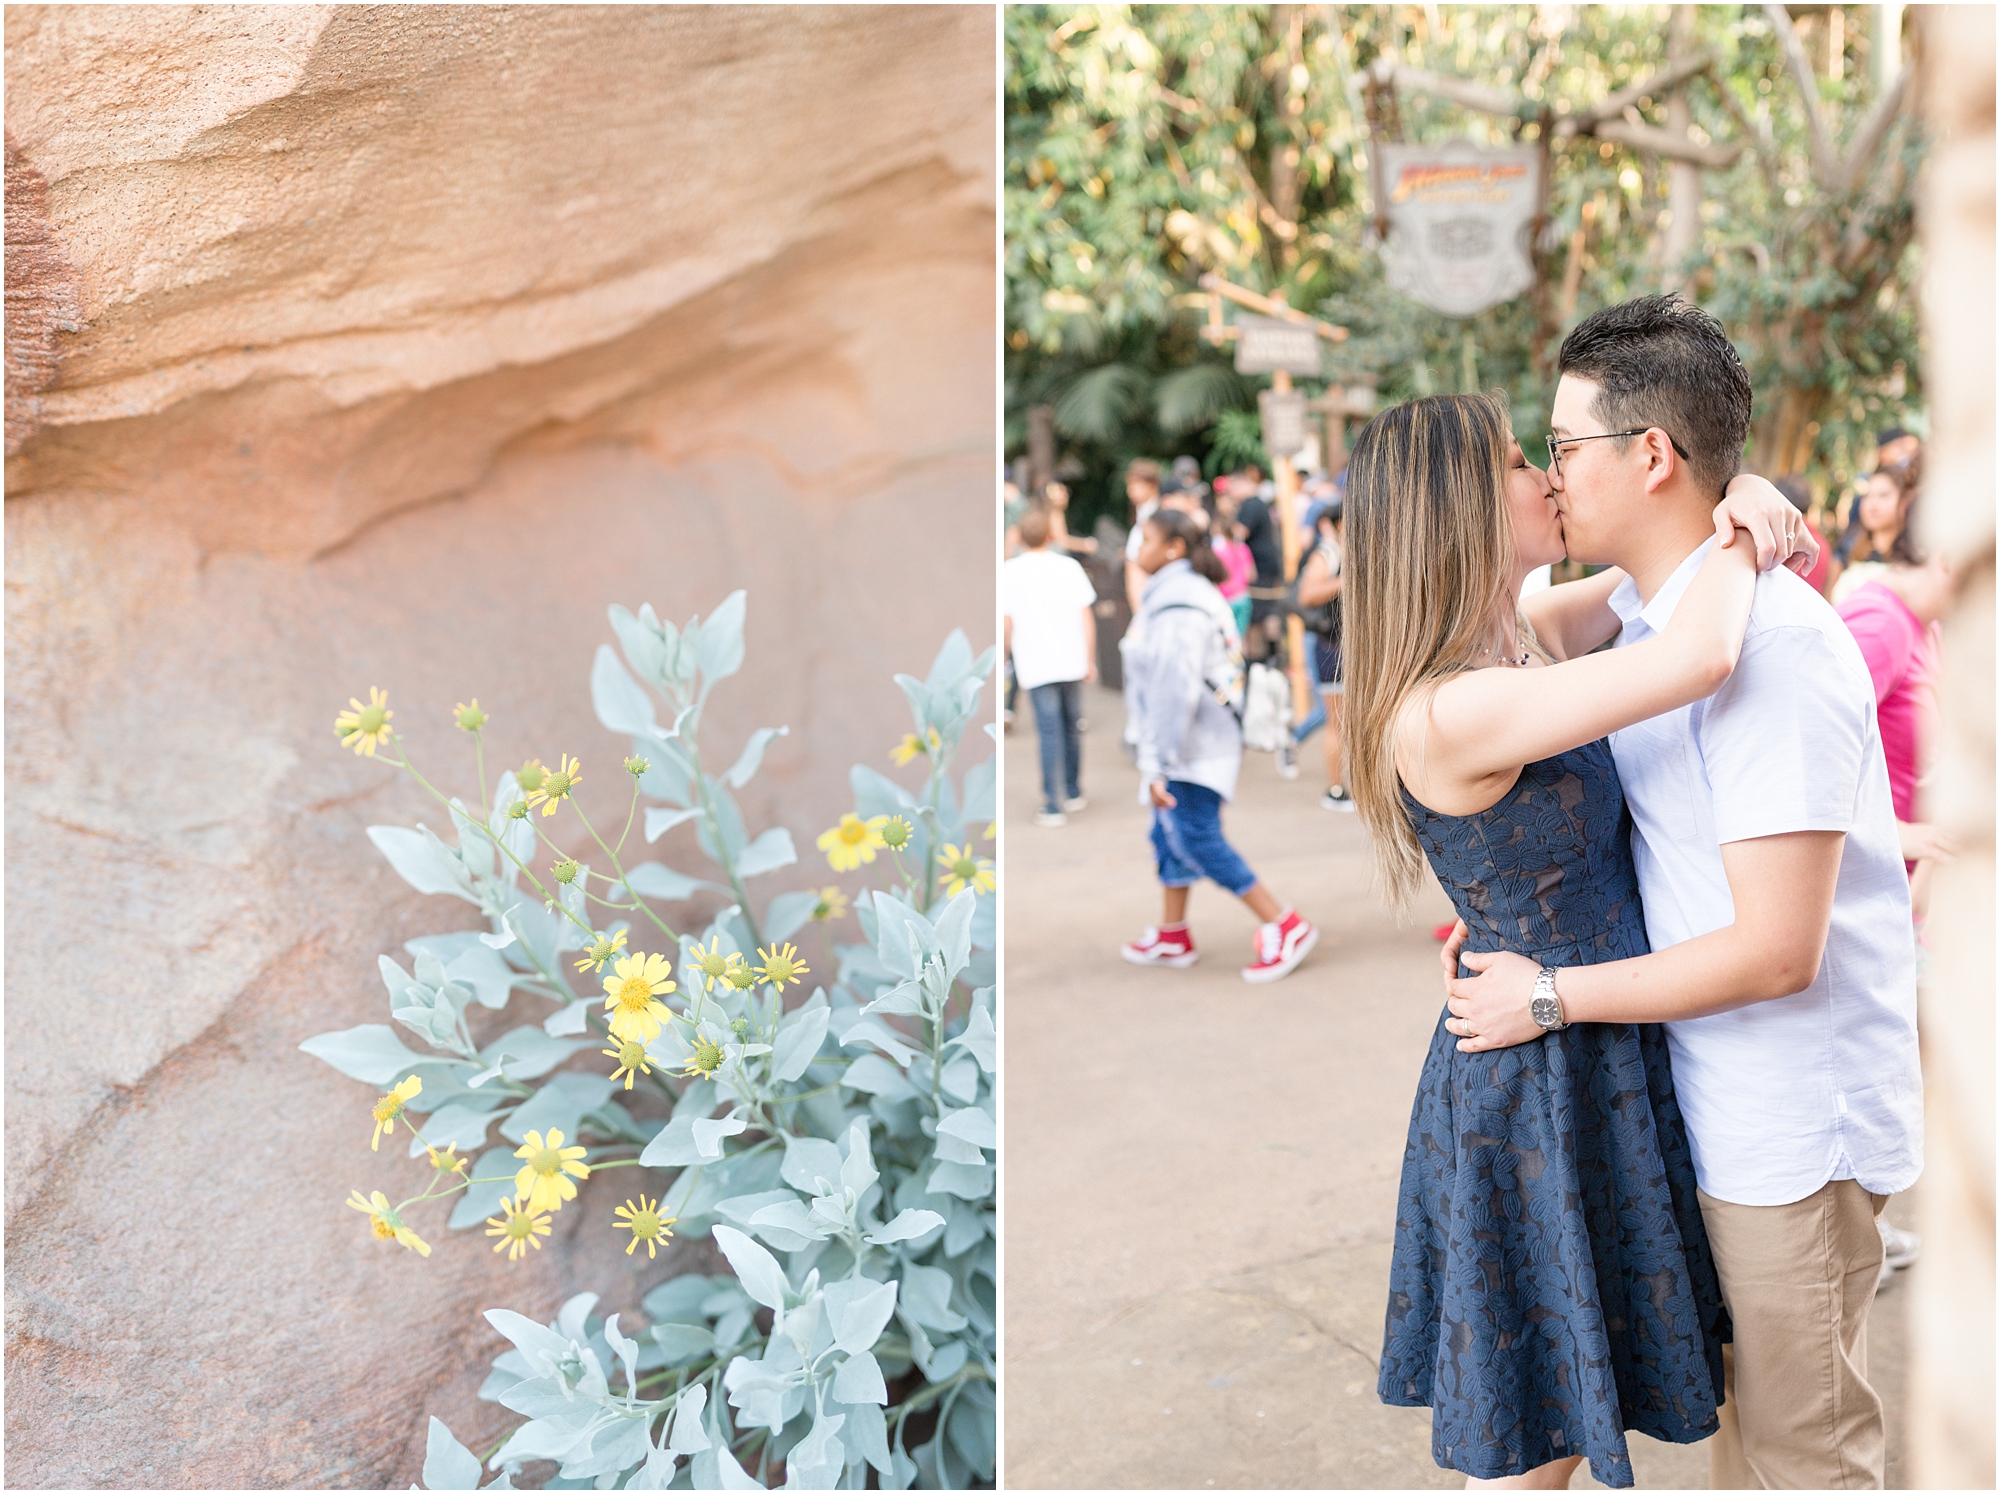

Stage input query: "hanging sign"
[
  {"left": 1374, "top": 142, "right": 1541, "bottom": 318},
  {"left": 1257, "top": 389, "right": 1310, "bottom": 458},
  {"left": 1233, "top": 315, "right": 1323, "bottom": 377}
]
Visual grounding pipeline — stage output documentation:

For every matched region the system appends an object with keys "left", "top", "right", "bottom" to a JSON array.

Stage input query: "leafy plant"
[
  {"left": 1007, "top": 5, "right": 1926, "bottom": 519},
  {"left": 306, "top": 596, "right": 998, "bottom": 1490}
]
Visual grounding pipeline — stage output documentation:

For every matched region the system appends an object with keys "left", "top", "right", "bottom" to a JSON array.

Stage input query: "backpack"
[
  {"left": 1239, "top": 662, "right": 1294, "bottom": 753},
  {"left": 1153, "top": 601, "right": 1246, "bottom": 726}
]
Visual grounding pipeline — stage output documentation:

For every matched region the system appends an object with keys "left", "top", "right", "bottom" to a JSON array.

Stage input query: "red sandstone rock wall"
[{"left": 3, "top": 7, "right": 995, "bottom": 1485}]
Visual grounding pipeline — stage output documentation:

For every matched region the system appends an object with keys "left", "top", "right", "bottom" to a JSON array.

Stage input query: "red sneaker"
[
  {"left": 1122, "top": 924, "right": 1198, "bottom": 969},
  {"left": 1243, "top": 909, "right": 1317, "bottom": 983},
  {"left": 1431, "top": 923, "right": 1457, "bottom": 942}
]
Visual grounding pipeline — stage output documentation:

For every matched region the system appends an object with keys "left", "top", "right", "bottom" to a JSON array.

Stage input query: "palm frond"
[
  {"left": 1153, "top": 363, "right": 1251, "bottom": 435},
  {"left": 1053, "top": 363, "right": 1152, "bottom": 444}
]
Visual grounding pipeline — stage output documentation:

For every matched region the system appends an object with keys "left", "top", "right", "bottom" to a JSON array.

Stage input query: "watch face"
[{"left": 1532, "top": 995, "right": 1560, "bottom": 1029}]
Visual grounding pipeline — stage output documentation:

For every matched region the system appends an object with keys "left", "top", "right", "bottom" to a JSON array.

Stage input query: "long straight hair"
[{"left": 1343, "top": 392, "right": 1535, "bottom": 909}]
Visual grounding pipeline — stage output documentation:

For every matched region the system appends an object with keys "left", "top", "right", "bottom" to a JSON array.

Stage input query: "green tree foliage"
[{"left": 1007, "top": 4, "right": 1924, "bottom": 529}]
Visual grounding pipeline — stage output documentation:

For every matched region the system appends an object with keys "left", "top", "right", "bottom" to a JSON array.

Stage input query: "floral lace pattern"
[{"left": 1379, "top": 741, "right": 1728, "bottom": 1488}]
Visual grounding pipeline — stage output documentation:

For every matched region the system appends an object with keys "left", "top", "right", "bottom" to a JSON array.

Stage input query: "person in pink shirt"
[
  {"left": 1835, "top": 534, "right": 1958, "bottom": 1293},
  {"left": 1835, "top": 545, "right": 1960, "bottom": 894},
  {"left": 1209, "top": 485, "right": 1256, "bottom": 635}
]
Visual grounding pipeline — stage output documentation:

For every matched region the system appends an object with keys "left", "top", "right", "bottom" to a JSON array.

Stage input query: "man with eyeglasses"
[{"left": 1447, "top": 295, "right": 1919, "bottom": 1489}]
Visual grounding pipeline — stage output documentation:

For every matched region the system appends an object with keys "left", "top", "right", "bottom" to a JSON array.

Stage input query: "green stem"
[
  {"left": 685, "top": 749, "right": 763, "bottom": 950},
  {"left": 615, "top": 778, "right": 640, "bottom": 858},
  {"left": 574, "top": 801, "right": 682, "bottom": 947},
  {"left": 885, "top": 1362, "right": 989, "bottom": 1424},
  {"left": 919, "top": 763, "right": 947, "bottom": 915}
]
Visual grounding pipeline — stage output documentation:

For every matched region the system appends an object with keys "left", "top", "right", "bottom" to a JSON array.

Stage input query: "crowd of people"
[
  {"left": 1003, "top": 415, "right": 1953, "bottom": 990},
  {"left": 1004, "top": 293, "right": 1950, "bottom": 1490},
  {"left": 1002, "top": 453, "right": 1341, "bottom": 983}
]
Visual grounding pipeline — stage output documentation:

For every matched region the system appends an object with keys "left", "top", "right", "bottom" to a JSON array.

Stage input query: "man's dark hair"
[
  {"left": 1126, "top": 457, "right": 1161, "bottom": 489},
  {"left": 1557, "top": 295, "right": 1752, "bottom": 499},
  {"left": 1876, "top": 427, "right": 1909, "bottom": 447}
]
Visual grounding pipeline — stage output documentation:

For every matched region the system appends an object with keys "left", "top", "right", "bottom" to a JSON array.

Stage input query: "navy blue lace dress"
[{"left": 1377, "top": 740, "right": 1728, "bottom": 1488}]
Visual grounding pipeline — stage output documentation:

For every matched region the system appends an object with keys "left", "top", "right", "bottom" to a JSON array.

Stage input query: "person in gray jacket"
[{"left": 1120, "top": 507, "right": 1319, "bottom": 983}]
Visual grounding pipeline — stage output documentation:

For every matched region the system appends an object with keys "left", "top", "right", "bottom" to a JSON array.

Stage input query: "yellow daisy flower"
[
  {"left": 516, "top": 758, "right": 547, "bottom": 794},
  {"left": 755, "top": 942, "right": 809, "bottom": 990},
  {"left": 811, "top": 886, "right": 849, "bottom": 923},
  {"left": 525, "top": 754, "right": 582, "bottom": 817},
  {"left": 685, "top": 936, "right": 744, "bottom": 993},
  {"left": 816, "top": 813, "right": 889, "bottom": 872},
  {"left": 604, "top": 1036, "right": 653, "bottom": 1091},
  {"left": 574, "top": 928, "right": 628, "bottom": 973},
  {"left": 601, "top": 952, "right": 676, "bottom": 1042},
  {"left": 723, "top": 963, "right": 759, "bottom": 993},
  {"left": 454, "top": 699, "right": 488, "bottom": 732},
  {"left": 370, "top": 1075, "right": 422, "bottom": 1152},
  {"left": 424, "top": 1142, "right": 468, "bottom": 1175},
  {"left": 881, "top": 816, "right": 914, "bottom": 850},
  {"left": 613, "top": 1195, "right": 677, "bottom": 1259},
  {"left": 890, "top": 727, "right": 942, "bottom": 766},
  {"left": 937, "top": 844, "right": 996, "bottom": 898},
  {"left": 681, "top": 1033, "right": 726, "bottom": 1078},
  {"left": 335, "top": 687, "right": 395, "bottom": 756},
  {"left": 347, "top": 1188, "right": 431, "bottom": 1256},
  {"left": 486, "top": 1195, "right": 552, "bottom": 1261},
  {"left": 513, "top": 1128, "right": 590, "bottom": 1212}
]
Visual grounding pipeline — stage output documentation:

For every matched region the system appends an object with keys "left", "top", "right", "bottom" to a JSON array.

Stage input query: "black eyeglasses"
[{"left": 1545, "top": 429, "right": 1691, "bottom": 481}]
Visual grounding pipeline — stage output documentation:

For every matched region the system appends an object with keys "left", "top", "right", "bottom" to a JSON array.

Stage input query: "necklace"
[{"left": 1486, "top": 639, "right": 1533, "bottom": 667}]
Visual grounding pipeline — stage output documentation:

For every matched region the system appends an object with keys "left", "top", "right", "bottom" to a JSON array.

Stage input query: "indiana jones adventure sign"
[{"left": 1374, "top": 142, "right": 1542, "bottom": 318}]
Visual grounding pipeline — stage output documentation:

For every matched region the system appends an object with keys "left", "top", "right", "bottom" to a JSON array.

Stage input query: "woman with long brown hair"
[{"left": 1343, "top": 392, "right": 1811, "bottom": 1489}]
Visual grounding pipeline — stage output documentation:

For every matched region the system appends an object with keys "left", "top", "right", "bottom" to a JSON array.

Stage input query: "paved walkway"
[{"left": 1000, "top": 683, "right": 1911, "bottom": 1489}]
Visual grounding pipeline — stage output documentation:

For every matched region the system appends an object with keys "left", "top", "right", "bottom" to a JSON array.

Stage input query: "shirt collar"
[{"left": 1613, "top": 537, "right": 1715, "bottom": 637}]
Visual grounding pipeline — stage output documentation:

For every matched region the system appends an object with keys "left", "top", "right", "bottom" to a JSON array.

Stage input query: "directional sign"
[
  {"left": 1233, "top": 315, "right": 1323, "bottom": 377},
  {"left": 1257, "top": 390, "right": 1310, "bottom": 458}
]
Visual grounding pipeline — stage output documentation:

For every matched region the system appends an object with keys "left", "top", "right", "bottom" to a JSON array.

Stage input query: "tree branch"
[
  {"left": 1374, "top": 58, "right": 1525, "bottom": 120},
  {"left": 1835, "top": 62, "right": 1913, "bottom": 195},
  {"left": 1765, "top": 2, "right": 1839, "bottom": 185},
  {"left": 1557, "top": 48, "right": 1719, "bottom": 133},
  {"left": 1839, "top": 120, "right": 1911, "bottom": 272},
  {"left": 1705, "top": 73, "right": 1782, "bottom": 193},
  {"left": 1590, "top": 117, "right": 1743, "bottom": 169}
]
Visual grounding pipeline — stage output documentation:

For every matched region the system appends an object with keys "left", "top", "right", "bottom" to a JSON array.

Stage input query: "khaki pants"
[{"left": 1698, "top": 1179, "right": 1890, "bottom": 1489}]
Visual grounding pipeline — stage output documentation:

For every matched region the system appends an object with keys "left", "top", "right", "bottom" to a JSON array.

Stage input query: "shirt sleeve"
[{"left": 1700, "top": 623, "right": 1874, "bottom": 843}]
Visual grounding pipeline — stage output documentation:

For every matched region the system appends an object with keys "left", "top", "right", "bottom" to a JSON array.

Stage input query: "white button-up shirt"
[{"left": 1608, "top": 539, "right": 1921, "bottom": 1207}]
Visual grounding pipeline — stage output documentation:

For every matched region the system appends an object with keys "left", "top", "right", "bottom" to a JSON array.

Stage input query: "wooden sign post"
[{"left": 1198, "top": 274, "right": 1348, "bottom": 731}]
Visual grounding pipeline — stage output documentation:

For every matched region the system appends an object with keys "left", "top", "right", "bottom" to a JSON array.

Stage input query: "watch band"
[{"left": 1530, "top": 965, "right": 1567, "bottom": 1032}]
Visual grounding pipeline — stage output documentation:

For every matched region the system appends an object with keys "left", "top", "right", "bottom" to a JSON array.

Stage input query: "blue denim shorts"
[{"left": 1149, "top": 780, "right": 1257, "bottom": 895}]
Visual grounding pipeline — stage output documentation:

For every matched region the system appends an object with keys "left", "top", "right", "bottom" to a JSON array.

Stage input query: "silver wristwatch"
[{"left": 1530, "top": 965, "right": 1567, "bottom": 1032}]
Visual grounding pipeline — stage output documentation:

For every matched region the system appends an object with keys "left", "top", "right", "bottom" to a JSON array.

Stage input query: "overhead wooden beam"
[{"left": 1197, "top": 273, "right": 1350, "bottom": 341}]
